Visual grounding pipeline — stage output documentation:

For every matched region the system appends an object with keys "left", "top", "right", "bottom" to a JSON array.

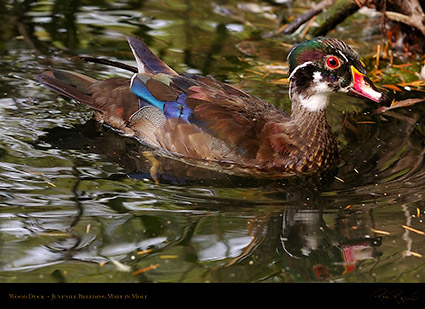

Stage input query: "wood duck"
[{"left": 36, "top": 36, "right": 387, "bottom": 178}]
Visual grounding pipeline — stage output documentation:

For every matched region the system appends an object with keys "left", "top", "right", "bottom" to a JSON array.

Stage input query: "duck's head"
[{"left": 288, "top": 37, "right": 387, "bottom": 112}]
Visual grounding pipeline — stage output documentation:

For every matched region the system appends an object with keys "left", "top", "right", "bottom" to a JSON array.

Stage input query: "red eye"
[{"left": 326, "top": 56, "right": 341, "bottom": 69}]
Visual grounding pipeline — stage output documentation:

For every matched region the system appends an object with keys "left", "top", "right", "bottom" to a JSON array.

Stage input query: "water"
[{"left": 1, "top": 0, "right": 425, "bottom": 284}]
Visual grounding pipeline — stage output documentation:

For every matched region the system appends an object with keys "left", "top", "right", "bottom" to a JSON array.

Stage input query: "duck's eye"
[{"left": 326, "top": 56, "right": 341, "bottom": 69}]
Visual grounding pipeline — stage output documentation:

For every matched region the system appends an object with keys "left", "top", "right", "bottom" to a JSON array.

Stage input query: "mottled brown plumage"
[{"left": 35, "top": 36, "right": 387, "bottom": 178}]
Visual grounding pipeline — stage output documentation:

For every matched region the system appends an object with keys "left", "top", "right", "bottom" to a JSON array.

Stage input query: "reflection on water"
[
  {"left": 1, "top": 0, "right": 425, "bottom": 283},
  {"left": 280, "top": 207, "right": 382, "bottom": 281}
]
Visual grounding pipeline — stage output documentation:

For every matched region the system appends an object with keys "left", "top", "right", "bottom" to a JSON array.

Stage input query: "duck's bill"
[{"left": 349, "top": 66, "right": 384, "bottom": 103}]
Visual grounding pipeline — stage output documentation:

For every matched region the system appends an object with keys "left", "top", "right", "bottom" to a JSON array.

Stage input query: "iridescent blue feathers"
[{"left": 129, "top": 73, "right": 193, "bottom": 122}]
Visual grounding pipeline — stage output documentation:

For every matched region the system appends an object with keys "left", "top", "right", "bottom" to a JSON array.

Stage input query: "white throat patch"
[
  {"left": 300, "top": 92, "right": 330, "bottom": 112},
  {"left": 300, "top": 71, "right": 331, "bottom": 112}
]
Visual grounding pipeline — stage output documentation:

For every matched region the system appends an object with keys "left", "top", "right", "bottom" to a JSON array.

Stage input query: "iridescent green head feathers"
[
  {"left": 288, "top": 37, "right": 363, "bottom": 74},
  {"left": 287, "top": 37, "right": 384, "bottom": 112}
]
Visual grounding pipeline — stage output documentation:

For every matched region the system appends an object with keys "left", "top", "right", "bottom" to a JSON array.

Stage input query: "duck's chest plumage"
[{"left": 253, "top": 105, "right": 338, "bottom": 174}]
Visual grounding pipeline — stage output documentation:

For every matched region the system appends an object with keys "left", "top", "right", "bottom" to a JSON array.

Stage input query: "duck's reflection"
[{"left": 278, "top": 207, "right": 382, "bottom": 280}]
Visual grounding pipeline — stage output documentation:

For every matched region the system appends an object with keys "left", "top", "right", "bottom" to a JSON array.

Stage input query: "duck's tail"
[
  {"left": 35, "top": 36, "right": 177, "bottom": 105},
  {"left": 35, "top": 68, "right": 142, "bottom": 133},
  {"left": 35, "top": 69, "right": 97, "bottom": 108}
]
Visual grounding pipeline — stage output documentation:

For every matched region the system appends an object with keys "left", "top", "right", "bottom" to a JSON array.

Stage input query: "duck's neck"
[
  {"left": 289, "top": 91, "right": 330, "bottom": 133},
  {"left": 284, "top": 91, "right": 337, "bottom": 172}
]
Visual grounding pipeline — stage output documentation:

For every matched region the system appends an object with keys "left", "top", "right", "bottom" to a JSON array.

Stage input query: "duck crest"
[
  {"left": 288, "top": 37, "right": 353, "bottom": 72},
  {"left": 35, "top": 36, "right": 386, "bottom": 178}
]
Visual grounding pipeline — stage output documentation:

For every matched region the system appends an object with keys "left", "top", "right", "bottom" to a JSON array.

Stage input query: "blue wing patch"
[
  {"left": 130, "top": 74, "right": 165, "bottom": 111},
  {"left": 130, "top": 74, "right": 193, "bottom": 123}
]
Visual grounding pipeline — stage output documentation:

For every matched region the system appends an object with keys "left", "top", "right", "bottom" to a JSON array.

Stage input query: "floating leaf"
[
  {"left": 132, "top": 263, "right": 160, "bottom": 275},
  {"left": 159, "top": 255, "right": 178, "bottom": 259},
  {"left": 402, "top": 225, "right": 425, "bottom": 235},
  {"left": 397, "top": 80, "right": 425, "bottom": 89},
  {"left": 270, "top": 78, "right": 289, "bottom": 85},
  {"left": 383, "top": 84, "right": 402, "bottom": 92},
  {"left": 402, "top": 251, "right": 423, "bottom": 258},
  {"left": 370, "top": 228, "right": 391, "bottom": 235},
  {"left": 334, "top": 176, "right": 345, "bottom": 183},
  {"left": 39, "top": 232, "right": 72, "bottom": 237},
  {"left": 137, "top": 248, "right": 153, "bottom": 255}
]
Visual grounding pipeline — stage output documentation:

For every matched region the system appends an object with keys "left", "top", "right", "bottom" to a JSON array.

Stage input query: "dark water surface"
[{"left": 1, "top": 0, "right": 425, "bottom": 284}]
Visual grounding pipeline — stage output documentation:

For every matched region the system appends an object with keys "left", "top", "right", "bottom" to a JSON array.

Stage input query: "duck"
[{"left": 36, "top": 36, "right": 387, "bottom": 178}]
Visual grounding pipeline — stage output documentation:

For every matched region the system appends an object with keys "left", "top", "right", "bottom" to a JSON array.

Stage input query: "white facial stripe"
[
  {"left": 289, "top": 61, "right": 313, "bottom": 80},
  {"left": 289, "top": 61, "right": 314, "bottom": 102},
  {"left": 336, "top": 50, "right": 348, "bottom": 62}
]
